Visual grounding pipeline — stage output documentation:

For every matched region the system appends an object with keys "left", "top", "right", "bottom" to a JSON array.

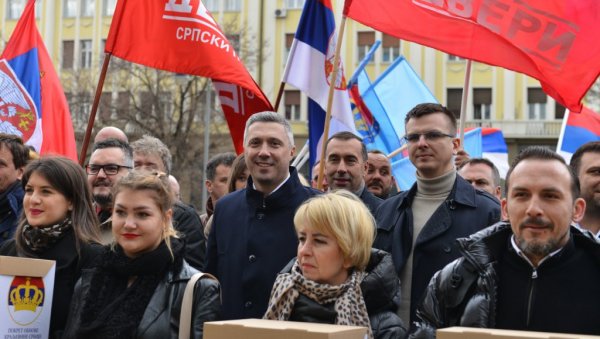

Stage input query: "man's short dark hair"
[
  {"left": 459, "top": 157, "right": 501, "bottom": 187},
  {"left": 405, "top": 103, "right": 457, "bottom": 135},
  {"left": 368, "top": 149, "right": 386, "bottom": 156},
  {"left": 569, "top": 141, "right": 600, "bottom": 176},
  {"left": 506, "top": 146, "right": 579, "bottom": 200},
  {"left": 206, "top": 152, "right": 236, "bottom": 181},
  {"left": 0, "top": 134, "right": 29, "bottom": 169},
  {"left": 91, "top": 138, "right": 134, "bottom": 167},
  {"left": 326, "top": 131, "right": 367, "bottom": 161}
]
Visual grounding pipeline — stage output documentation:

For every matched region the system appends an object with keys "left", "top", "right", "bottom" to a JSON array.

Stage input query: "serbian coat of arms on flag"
[{"left": 0, "top": 60, "right": 40, "bottom": 146}]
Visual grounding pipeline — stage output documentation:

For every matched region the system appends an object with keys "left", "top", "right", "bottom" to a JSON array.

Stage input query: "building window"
[
  {"left": 7, "top": 0, "right": 24, "bottom": 19},
  {"left": 76, "top": 92, "right": 92, "bottom": 123},
  {"left": 99, "top": 39, "right": 107, "bottom": 66},
  {"left": 80, "top": 39, "right": 93, "bottom": 69},
  {"left": 140, "top": 92, "right": 153, "bottom": 115},
  {"left": 446, "top": 88, "right": 462, "bottom": 118},
  {"left": 528, "top": 88, "right": 547, "bottom": 120},
  {"left": 99, "top": 92, "right": 112, "bottom": 120},
  {"left": 357, "top": 31, "right": 375, "bottom": 63},
  {"left": 224, "top": 0, "right": 240, "bottom": 11},
  {"left": 555, "top": 101, "right": 567, "bottom": 119},
  {"left": 382, "top": 34, "right": 400, "bottom": 63},
  {"left": 285, "top": 90, "right": 301, "bottom": 121},
  {"left": 203, "top": 0, "right": 218, "bottom": 12},
  {"left": 35, "top": 0, "right": 41, "bottom": 18},
  {"left": 285, "top": 0, "right": 305, "bottom": 9},
  {"left": 448, "top": 54, "right": 465, "bottom": 61},
  {"left": 62, "top": 40, "right": 75, "bottom": 69},
  {"left": 81, "top": 0, "right": 94, "bottom": 16},
  {"left": 473, "top": 88, "right": 492, "bottom": 120},
  {"left": 103, "top": 0, "right": 116, "bottom": 16},
  {"left": 63, "top": 0, "right": 76, "bottom": 17},
  {"left": 158, "top": 92, "right": 173, "bottom": 115},
  {"left": 116, "top": 91, "right": 130, "bottom": 117},
  {"left": 7, "top": 0, "right": 42, "bottom": 19},
  {"left": 285, "top": 33, "right": 295, "bottom": 63},
  {"left": 226, "top": 34, "right": 240, "bottom": 55}
]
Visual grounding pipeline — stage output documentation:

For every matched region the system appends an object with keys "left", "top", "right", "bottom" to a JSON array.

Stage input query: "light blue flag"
[
  {"left": 392, "top": 128, "right": 483, "bottom": 191},
  {"left": 348, "top": 41, "right": 397, "bottom": 155},
  {"left": 360, "top": 56, "right": 438, "bottom": 159}
]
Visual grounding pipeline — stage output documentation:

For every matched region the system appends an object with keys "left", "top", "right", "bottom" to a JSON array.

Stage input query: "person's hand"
[{"left": 455, "top": 149, "right": 470, "bottom": 168}]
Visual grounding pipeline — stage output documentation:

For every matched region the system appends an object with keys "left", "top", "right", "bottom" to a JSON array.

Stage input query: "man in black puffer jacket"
[{"left": 410, "top": 147, "right": 600, "bottom": 338}]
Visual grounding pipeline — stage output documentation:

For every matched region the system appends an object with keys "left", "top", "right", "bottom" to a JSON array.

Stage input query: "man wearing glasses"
[
  {"left": 374, "top": 103, "right": 500, "bottom": 330},
  {"left": 86, "top": 138, "right": 133, "bottom": 244}
]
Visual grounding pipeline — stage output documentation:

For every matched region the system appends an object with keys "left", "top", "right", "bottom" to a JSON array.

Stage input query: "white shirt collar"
[
  {"left": 510, "top": 234, "right": 564, "bottom": 268},
  {"left": 252, "top": 172, "right": 291, "bottom": 196},
  {"left": 574, "top": 222, "right": 600, "bottom": 240}
]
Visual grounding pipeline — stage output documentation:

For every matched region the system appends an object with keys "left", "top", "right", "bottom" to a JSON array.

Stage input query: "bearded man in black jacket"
[{"left": 410, "top": 146, "right": 600, "bottom": 338}]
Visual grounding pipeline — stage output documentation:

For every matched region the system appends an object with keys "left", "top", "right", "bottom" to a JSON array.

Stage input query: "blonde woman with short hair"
[{"left": 264, "top": 190, "right": 405, "bottom": 339}]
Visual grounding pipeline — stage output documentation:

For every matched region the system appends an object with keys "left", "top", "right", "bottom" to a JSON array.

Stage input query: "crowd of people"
[{"left": 0, "top": 103, "right": 598, "bottom": 338}]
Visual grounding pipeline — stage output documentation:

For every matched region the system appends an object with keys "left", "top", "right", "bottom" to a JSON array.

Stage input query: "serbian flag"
[
  {"left": 284, "top": 0, "right": 357, "bottom": 168},
  {"left": 481, "top": 128, "right": 509, "bottom": 179},
  {"left": 344, "top": 0, "right": 600, "bottom": 113},
  {"left": 105, "top": 0, "right": 272, "bottom": 153},
  {"left": 0, "top": 0, "right": 77, "bottom": 160},
  {"left": 466, "top": 127, "right": 509, "bottom": 178},
  {"left": 557, "top": 107, "right": 600, "bottom": 163}
]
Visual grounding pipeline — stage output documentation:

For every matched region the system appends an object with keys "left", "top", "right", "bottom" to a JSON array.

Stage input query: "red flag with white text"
[
  {"left": 105, "top": 0, "right": 272, "bottom": 152},
  {"left": 344, "top": 0, "right": 600, "bottom": 113}
]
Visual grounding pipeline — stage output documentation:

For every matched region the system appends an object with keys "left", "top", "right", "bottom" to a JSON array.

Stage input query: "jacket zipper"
[{"left": 526, "top": 268, "right": 538, "bottom": 327}]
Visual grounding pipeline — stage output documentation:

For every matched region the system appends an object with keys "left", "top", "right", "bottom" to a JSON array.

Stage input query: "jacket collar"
[
  {"left": 245, "top": 167, "right": 303, "bottom": 209},
  {"left": 168, "top": 260, "right": 196, "bottom": 283},
  {"left": 456, "top": 222, "right": 600, "bottom": 270},
  {"left": 396, "top": 173, "right": 477, "bottom": 211},
  {"left": 137, "top": 260, "right": 197, "bottom": 334}
]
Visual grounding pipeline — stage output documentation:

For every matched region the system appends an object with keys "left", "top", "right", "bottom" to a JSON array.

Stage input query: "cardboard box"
[
  {"left": 0, "top": 256, "right": 56, "bottom": 339},
  {"left": 205, "top": 319, "right": 368, "bottom": 339},
  {"left": 438, "top": 327, "right": 600, "bottom": 339}
]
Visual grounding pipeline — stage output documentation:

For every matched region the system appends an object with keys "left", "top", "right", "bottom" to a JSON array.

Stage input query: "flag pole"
[
  {"left": 555, "top": 108, "right": 570, "bottom": 152},
  {"left": 273, "top": 82, "right": 286, "bottom": 111},
  {"left": 292, "top": 141, "right": 309, "bottom": 167},
  {"left": 275, "top": 39, "right": 299, "bottom": 111},
  {"left": 78, "top": 53, "right": 112, "bottom": 166},
  {"left": 387, "top": 144, "right": 407, "bottom": 159},
  {"left": 458, "top": 59, "right": 472, "bottom": 147},
  {"left": 295, "top": 150, "right": 310, "bottom": 171},
  {"left": 316, "top": 14, "right": 348, "bottom": 190}
]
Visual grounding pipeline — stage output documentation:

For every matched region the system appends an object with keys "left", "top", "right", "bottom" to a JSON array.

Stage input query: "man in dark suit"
[
  {"left": 324, "top": 131, "right": 382, "bottom": 215},
  {"left": 205, "top": 111, "right": 319, "bottom": 319}
]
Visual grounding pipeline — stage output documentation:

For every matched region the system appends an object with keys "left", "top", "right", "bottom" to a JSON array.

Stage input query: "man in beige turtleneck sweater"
[{"left": 373, "top": 103, "right": 501, "bottom": 331}]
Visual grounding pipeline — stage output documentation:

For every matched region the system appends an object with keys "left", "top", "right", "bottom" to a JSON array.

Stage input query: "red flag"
[
  {"left": 1, "top": 0, "right": 77, "bottom": 160},
  {"left": 344, "top": 0, "right": 600, "bottom": 113},
  {"left": 105, "top": 0, "right": 272, "bottom": 152}
]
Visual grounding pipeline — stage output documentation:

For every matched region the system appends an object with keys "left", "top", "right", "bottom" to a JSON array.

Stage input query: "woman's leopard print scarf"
[{"left": 264, "top": 260, "right": 374, "bottom": 339}]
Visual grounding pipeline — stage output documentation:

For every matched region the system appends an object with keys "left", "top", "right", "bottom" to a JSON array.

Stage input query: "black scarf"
[
  {"left": 22, "top": 217, "right": 73, "bottom": 253},
  {"left": 76, "top": 238, "right": 184, "bottom": 338}
]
